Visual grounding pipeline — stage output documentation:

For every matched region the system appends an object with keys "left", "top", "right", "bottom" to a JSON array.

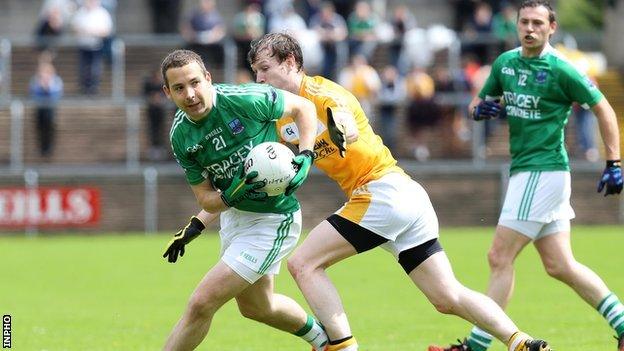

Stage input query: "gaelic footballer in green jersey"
[
  {"left": 478, "top": 44, "right": 603, "bottom": 173},
  {"left": 169, "top": 83, "right": 300, "bottom": 214},
  {"left": 432, "top": 2, "right": 622, "bottom": 351},
  {"left": 160, "top": 50, "right": 328, "bottom": 351}
]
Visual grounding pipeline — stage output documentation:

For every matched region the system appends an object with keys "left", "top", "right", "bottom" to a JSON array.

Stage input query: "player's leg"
[
  {"left": 235, "top": 274, "right": 328, "bottom": 350},
  {"left": 410, "top": 250, "right": 549, "bottom": 349},
  {"left": 534, "top": 226, "right": 624, "bottom": 342},
  {"left": 287, "top": 219, "right": 362, "bottom": 349},
  {"left": 163, "top": 260, "right": 251, "bottom": 351},
  {"left": 227, "top": 208, "right": 330, "bottom": 349},
  {"left": 485, "top": 225, "right": 533, "bottom": 307}
]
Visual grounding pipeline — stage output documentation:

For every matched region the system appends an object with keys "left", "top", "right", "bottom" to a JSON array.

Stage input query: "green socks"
[
  {"left": 597, "top": 292, "right": 624, "bottom": 337},
  {"left": 467, "top": 326, "right": 493, "bottom": 351}
]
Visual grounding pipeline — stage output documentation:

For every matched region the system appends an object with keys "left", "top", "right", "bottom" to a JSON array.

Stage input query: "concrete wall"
[{"left": 0, "top": 168, "right": 620, "bottom": 234}]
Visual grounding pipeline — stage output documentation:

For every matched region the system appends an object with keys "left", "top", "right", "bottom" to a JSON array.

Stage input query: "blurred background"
[{"left": 0, "top": 0, "right": 622, "bottom": 234}]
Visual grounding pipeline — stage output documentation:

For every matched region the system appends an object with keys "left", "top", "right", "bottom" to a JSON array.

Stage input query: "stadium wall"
[{"left": 0, "top": 166, "right": 620, "bottom": 235}]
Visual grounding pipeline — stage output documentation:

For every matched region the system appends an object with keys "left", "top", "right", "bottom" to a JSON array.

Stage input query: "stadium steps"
[
  {"left": 10, "top": 44, "right": 226, "bottom": 99},
  {"left": 596, "top": 70, "right": 624, "bottom": 154},
  {"left": 0, "top": 103, "right": 178, "bottom": 166}
]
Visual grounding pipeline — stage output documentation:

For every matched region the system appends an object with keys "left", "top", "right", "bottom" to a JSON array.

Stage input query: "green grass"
[{"left": 1, "top": 226, "right": 622, "bottom": 350}]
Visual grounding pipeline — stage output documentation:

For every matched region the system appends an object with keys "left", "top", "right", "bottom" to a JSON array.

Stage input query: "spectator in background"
[
  {"left": 267, "top": 4, "right": 307, "bottom": 35},
  {"left": 233, "top": 3, "right": 265, "bottom": 71},
  {"left": 462, "top": 1, "right": 494, "bottom": 64},
  {"left": 181, "top": 0, "right": 226, "bottom": 66},
  {"left": 451, "top": 0, "right": 478, "bottom": 31},
  {"left": 99, "top": 0, "right": 117, "bottom": 66},
  {"left": 338, "top": 54, "right": 381, "bottom": 126},
  {"left": 432, "top": 64, "right": 471, "bottom": 156},
  {"left": 405, "top": 66, "right": 438, "bottom": 161},
  {"left": 149, "top": 0, "right": 182, "bottom": 33},
  {"left": 309, "top": 2, "right": 347, "bottom": 80},
  {"left": 347, "top": 1, "right": 378, "bottom": 60},
  {"left": 389, "top": 4, "right": 416, "bottom": 69},
  {"left": 377, "top": 65, "right": 405, "bottom": 154},
  {"left": 143, "top": 68, "right": 168, "bottom": 161},
  {"left": 303, "top": 0, "right": 322, "bottom": 25},
  {"left": 72, "top": 0, "right": 113, "bottom": 95},
  {"left": 30, "top": 59, "right": 63, "bottom": 159},
  {"left": 492, "top": 3, "right": 518, "bottom": 50},
  {"left": 35, "top": 5, "right": 66, "bottom": 53}
]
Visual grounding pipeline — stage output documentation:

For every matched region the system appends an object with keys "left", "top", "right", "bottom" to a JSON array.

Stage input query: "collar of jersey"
[{"left": 518, "top": 43, "right": 554, "bottom": 60}]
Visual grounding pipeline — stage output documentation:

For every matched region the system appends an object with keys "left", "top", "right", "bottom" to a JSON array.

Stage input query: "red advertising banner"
[{"left": 0, "top": 187, "right": 100, "bottom": 227}]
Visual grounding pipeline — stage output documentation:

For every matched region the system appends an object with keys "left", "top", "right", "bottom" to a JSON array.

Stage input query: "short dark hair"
[
  {"left": 247, "top": 33, "right": 304, "bottom": 72},
  {"left": 160, "top": 49, "right": 208, "bottom": 87},
  {"left": 518, "top": 0, "right": 556, "bottom": 23}
]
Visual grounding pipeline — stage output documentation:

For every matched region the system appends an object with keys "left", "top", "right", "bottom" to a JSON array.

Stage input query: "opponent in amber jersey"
[
  {"left": 245, "top": 33, "right": 548, "bottom": 351},
  {"left": 275, "top": 74, "right": 403, "bottom": 199},
  {"left": 160, "top": 49, "right": 329, "bottom": 351},
  {"left": 432, "top": 2, "right": 622, "bottom": 351}
]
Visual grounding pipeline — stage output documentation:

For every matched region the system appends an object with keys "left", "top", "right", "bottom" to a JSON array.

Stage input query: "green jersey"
[
  {"left": 169, "top": 83, "right": 299, "bottom": 214},
  {"left": 479, "top": 45, "right": 603, "bottom": 173}
]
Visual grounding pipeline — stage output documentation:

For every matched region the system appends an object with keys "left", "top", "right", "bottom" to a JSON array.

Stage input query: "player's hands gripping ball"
[
  {"left": 163, "top": 216, "right": 205, "bottom": 263},
  {"left": 597, "top": 160, "right": 623, "bottom": 196},
  {"left": 285, "top": 149, "right": 314, "bottom": 196},
  {"left": 327, "top": 107, "right": 347, "bottom": 157},
  {"left": 221, "top": 163, "right": 267, "bottom": 207},
  {"left": 472, "top": 99, "right": 501, "bottom": 121}
]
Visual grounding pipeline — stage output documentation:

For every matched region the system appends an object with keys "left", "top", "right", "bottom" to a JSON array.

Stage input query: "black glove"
[
  {"left": 285, "top": 149, "right": 314, "bottom": 196},
  {"left": 221, "top": 163, "right": 267, "bottom": 207},
  {"left": 327, "top": 107, "right": 347, "bottom": 157},
  {"left": 472, "top": 99, "right": 501, "bottom": 121},
  {"left": 163, "top": 216, "right": 205, "bottom": 263},
  {"left": 597, "top": 160, "right": 623, "bottom": 196}
]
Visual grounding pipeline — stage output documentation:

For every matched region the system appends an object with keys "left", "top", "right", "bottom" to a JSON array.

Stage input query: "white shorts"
[
  {"left": 498, "top": 218, "right": 570, "bottom": 240},
  {"left": 498, "top": 170, "right": 575, "bottom": 239},
  {"left": 336, "top": 172, "right": 439, "bottom": 258},
  {"left": 219, "top": 208, "right": 302, "bottom": 284}
]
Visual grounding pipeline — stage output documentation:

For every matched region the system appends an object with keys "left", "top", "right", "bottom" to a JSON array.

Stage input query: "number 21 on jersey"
[{"left": 212, "top": 135, "right": 226, "bottom": 150}]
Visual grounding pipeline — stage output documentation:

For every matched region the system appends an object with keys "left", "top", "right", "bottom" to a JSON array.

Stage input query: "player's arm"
[
  {"left": 592, "top": 98, "right": 622, "bottom": 196},
  {"left": 592, "top": 98, "right": 621, "bottom": 161},
  {"left": 468, "top": 95, "right": 502, "bottom": 121},
  {"left": 280, "top": 89, "right": 317, "bottom": 195},
  {"left": 281, "top": 89, "right": 317, "bottom": 152},
  {"left": 162, "top": 210, "right": 219, "bottom": 263}
]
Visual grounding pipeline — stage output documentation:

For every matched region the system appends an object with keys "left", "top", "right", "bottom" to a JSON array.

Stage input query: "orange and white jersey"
[{"left": 276, "top": 74, "right": 404, "bottom": 196}]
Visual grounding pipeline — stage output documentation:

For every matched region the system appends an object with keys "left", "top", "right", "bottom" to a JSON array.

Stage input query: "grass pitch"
[{"left": 1, "top": 226, "right": 622, "bottom": 350}]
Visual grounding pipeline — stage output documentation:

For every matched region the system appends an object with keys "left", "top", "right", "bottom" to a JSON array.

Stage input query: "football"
[{"left": 244, "top": 142, "right": 297, "bottom": 196}]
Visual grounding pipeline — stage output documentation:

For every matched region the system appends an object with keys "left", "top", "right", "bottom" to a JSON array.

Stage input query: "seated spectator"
[
  {"left": 347, "top": 1, "right": 378, "bottom": 60},
  {"left": 232, "top": 3, "right": 265, "bottom": 71},
  {"left": 143, "top": 68, "right": 168, "bottom": 161},
  {"left": 432, "top": 65, "right": 471, "bottom": 156},
  {"left": 338, "top": 54, "right": 381, "bottom": 126},
  {"left": 71, "top": 0, "right": 113, "bottom": 95},
  {"left": 30, "top": 59, "right": 63, "bottom": 159},
  {"left": 388, "top": 4, "right": 416, "bottom": 68},
  {"left": 181, "top": 0, "right": 226, "bottom": 66},
  {"left": 492, "top": 2, "right": 517, "bottom": 50},
  {"left": 35, "top": 5, "right": 65, "bottom": 53},
  {"left": 149, "top": 0, "right": 182, "bottom": 33},
  {"left": 405, "top": 66, "right": 438, "bottom": 161},
  {"left": 267, "top": 4, "right": 307, "bottom": 35},
  {"left": 309, "top": 2, "right": 347, "bottom": 80},
  {"left": 462, "top": 1, "right": 494, "bottom": 64},
  {"left": 377, "top": 65, "right": 405, "bottom": 154}
]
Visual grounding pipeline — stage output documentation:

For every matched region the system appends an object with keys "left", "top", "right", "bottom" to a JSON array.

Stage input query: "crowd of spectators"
[{"left": 26, "top": 0, "right": 601, "bottom": 162}]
